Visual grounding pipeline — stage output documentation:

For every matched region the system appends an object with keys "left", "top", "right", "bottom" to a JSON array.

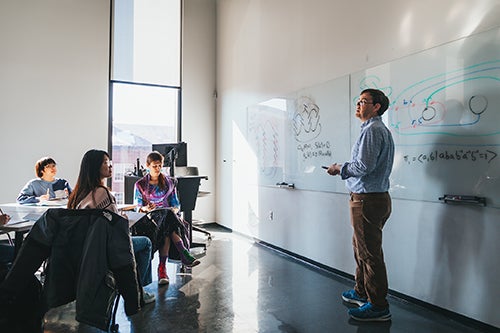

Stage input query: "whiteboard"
[
  {"left": 247, "top": 76, "right": 351, "bottom": 193},
  {"left": 286, "top": 75, "right": 350, "bottom": 193},
  {"left": 247, "top": 98, "right": 288, "bottom": 187},
  {"left": 248, "top": 28, "right": 500, "bottom": 208},
  {"left": 351, "top": 27, "right": 500, "bottom": 207}
]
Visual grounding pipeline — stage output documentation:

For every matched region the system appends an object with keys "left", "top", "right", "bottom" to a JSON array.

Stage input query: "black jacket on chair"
[{"left": 0, "top": 208, "right": 140, "bottom": 332}]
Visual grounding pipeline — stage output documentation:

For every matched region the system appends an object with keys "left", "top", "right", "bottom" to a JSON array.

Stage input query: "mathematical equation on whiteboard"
[
  {"left": 296, "top": 141, "right": 332, "bottom": 161},
  {"left": 403, "top": 149, "right": 497, "bottom": 165}
]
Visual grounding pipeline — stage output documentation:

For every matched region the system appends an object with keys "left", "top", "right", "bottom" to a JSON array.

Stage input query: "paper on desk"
[
  {"left": 5, "top": 218, "right": 30, "bottom": 225},
  {"left": 38, "top": 198, "right": 68, "bottom": 206},
  {"left": 123, "top": 211, "right": 145, "bottom": 227},
  {"left": 23, "top": 213, "right": 43, "bottom": 221}
]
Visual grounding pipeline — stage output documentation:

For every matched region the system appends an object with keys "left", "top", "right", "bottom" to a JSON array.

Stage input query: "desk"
[
  {"left": 0, "top": 221, "right": 34, "bottom": 257},
  {"left": 0, "top": 203, "right": 63, "bottom": 257}
]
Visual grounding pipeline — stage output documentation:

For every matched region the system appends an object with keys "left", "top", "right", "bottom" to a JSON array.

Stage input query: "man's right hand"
[
  {"left": 39, "top": 188, "right": 50, "bottom": 201},
  {"left": 327, "top": 163, "right": 341, "bottom": 176}
]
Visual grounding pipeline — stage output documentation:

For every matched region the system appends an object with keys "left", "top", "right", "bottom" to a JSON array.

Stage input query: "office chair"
[
  {"left": 170, "top": 166, "right": 212, "bottom": 241},
  {"left": 124, "top": 175, "right": 140, "bottom": 206}
]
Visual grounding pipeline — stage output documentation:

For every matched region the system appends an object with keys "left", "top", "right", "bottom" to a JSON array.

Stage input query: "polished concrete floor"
[{"left": 43, "top": 224, "right": 494, "bottom": 333}]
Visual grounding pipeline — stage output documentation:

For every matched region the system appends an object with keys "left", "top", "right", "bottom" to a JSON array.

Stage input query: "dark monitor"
[{"left": 152, "top": 142, "right": 187, "bottom": 167}]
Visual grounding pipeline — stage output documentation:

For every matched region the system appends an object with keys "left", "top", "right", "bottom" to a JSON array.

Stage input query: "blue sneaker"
[
  {"left": 348, "top": 303, "right": 391, "bottom": 322},
  {"left": 342, "top": 289, "right": 368, "bottom": 306},
  {"left": 142, "top": 290, "right": 156, "bottom": 304}
]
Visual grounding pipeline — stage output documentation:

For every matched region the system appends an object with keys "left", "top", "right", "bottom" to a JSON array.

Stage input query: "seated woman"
[
  {"left": 17, "top": 156, "right": 72, "bottom": 204},
  {"left": 134, "top": 151, "right": 200, "bottom": 285},
  {"left": 67, "top": 149, "right": 155, "bottom": 305}
]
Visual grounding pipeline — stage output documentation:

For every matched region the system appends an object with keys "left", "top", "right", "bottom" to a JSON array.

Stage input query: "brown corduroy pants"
[{"left": 349, "top": 192, "right": 391, "bottom": 309}]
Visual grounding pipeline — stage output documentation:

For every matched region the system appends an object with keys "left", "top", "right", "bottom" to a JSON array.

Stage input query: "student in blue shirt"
[
  {"left": 326, "top": 88, "right": 394, "bottom": 322},
  {"left": 17, "top": 157, "right": 72, "bottom": 204}
]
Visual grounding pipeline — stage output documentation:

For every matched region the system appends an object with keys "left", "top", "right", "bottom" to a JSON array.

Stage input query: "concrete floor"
[{"left": 43, "top": 224, "right": 494, "bottom": 333}]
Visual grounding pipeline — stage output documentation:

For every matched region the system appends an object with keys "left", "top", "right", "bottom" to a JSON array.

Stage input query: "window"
[{"left": 110, "top": 0, "right": 181, "bottom": 203}]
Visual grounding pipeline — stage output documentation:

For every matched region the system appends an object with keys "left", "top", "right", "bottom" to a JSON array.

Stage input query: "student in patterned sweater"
[{"left": 134, "top": 151, "right": 200, "bottom": 285}]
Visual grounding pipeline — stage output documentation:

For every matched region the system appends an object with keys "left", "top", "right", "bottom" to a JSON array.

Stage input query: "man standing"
[{"left": 327, "top": 88, "right": 394, "bottom": 321}]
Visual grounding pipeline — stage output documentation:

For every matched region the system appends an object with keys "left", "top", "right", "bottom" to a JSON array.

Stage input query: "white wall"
[
  {"left": 182, "top": 0, "right": 217, "bottom": 222},
  {"left": 0, "top": 0, "right": 110, "bottom": 202},
  {"left": 215, "top": 0, "right": 500, "bottom": 327},
  {"left": 0, "top": 0, "right": 218, "bottom": 222}
]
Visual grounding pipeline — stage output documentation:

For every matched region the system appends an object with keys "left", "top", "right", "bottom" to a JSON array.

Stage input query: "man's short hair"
[
  {"left": 361, "top": 89, "right": 389, "bottom": 116},
  {"left": 35, "top": 157, "right": 56, "bottom": 178}
]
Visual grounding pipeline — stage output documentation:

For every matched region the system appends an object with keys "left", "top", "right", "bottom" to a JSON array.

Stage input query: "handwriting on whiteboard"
[
  {"left": 297, "top": 141, "right": 332, "bottom": 161},
  {"left": 403, "top": 149, "right": 497, "bottom": 164}
]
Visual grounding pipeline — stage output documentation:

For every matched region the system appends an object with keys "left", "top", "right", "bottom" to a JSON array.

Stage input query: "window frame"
[{"left": 108, "top": 0, "right": 183, "bottom": 190}]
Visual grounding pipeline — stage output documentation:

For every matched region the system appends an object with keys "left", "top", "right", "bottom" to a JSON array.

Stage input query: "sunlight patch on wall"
[{"left": 232, "top": 121, "right": 259, "bottom": 233}]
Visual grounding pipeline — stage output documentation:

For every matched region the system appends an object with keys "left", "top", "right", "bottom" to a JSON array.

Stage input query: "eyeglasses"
[{"left": 356, "top": 100, "right": 374, "bottom": 106}]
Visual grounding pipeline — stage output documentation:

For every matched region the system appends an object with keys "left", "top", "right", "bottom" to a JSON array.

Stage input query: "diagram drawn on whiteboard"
[
  {"left": 356, "top": 60, "right": 500, "bottom": 141},
  {"left": 293, "top": 96, "right": 322, "bottom": 143},
  {"left": 247, "top": 99, "right": 287, "bottom": 184}
]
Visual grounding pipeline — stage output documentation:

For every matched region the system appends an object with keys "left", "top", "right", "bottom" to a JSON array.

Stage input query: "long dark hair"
[{"left": 67, "top": 149, "right": 109, "bottom": 209}]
